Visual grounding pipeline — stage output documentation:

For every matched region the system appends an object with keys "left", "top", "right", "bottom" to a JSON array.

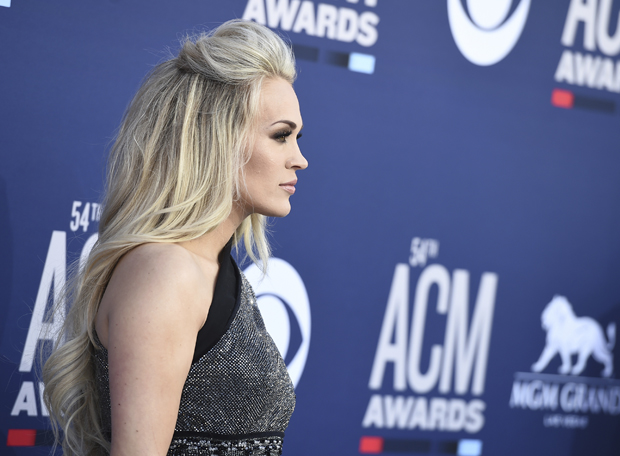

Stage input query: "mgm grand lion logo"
[{"left": 532, "top": 295, "right": 616, "bottom": 378}]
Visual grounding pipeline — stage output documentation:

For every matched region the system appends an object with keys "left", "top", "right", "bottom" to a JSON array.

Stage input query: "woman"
[{"left": 42, "top": 19, "right": 307, "bottom": 456}]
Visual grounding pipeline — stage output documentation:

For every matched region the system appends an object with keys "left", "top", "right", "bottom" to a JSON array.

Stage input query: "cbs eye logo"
[
  {"left": 447, "top": 0, "right": 531, "bottom": 66},
  {"left": 244, "top": 258, "right": 311, "bottom": 388}
]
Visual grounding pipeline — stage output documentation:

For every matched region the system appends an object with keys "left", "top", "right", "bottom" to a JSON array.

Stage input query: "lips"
[{"left": 280, "top": 179, "right": 297, "bottom": 195}]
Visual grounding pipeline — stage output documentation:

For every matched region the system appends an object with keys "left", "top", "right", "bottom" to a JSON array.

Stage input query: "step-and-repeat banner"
[{"left": 2, "top": 1, "right": 620, "bottom": 455}]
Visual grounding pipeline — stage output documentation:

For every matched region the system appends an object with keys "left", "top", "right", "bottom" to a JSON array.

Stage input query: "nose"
[{"left": 288, "top": 143, "right": 308, "bottom": 170}]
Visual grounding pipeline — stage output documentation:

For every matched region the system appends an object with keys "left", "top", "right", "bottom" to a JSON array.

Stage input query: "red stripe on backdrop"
[
  {"left": 551, "top": 88, "right": 574, "bottom": 108},
  {"left": 7, "top": 429, "right": 37, "bottom": 446},
  {"left": 359, "top": 436, "right": 384, "bottom": 453}
]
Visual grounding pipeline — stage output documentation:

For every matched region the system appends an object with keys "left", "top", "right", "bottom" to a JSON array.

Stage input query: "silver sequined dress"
[{"left": 93, "top": 246, "right": 296, "bottom": 456}]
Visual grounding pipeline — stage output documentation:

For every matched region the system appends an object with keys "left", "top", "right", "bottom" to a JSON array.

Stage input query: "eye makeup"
[{"left": 273, "top": 129, "right": 305, "bottom": 142}]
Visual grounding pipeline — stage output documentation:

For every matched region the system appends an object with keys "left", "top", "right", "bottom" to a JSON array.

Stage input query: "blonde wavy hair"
[{"left": 42, "top": 19, "right": 296, "bottom": 456}]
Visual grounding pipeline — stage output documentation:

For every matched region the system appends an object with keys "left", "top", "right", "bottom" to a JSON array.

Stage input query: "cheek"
[
  {"left": 242, "top": 153, "right": 272, "bottom": 198},
  {"left": 246, "top": 148, "right": 275, "bottom": 180}
]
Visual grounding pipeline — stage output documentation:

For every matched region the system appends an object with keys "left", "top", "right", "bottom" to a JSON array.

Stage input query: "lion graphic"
[{"left": 531, "top": 295, "right": 616, "bottom": 377}]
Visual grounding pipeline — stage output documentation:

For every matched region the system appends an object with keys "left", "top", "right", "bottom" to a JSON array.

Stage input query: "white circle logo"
[
  {"left": 447, "top": 0, "right": 531, "bottom": 66},
  {"left": 244, "top": 258, "right": 311, "bottom": 388}
]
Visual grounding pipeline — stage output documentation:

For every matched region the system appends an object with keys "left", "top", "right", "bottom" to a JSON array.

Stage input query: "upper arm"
[{"left": 99, "top": 245, "right": 210, "bottom": 456}]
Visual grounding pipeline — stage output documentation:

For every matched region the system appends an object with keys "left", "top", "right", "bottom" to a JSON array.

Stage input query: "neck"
[{"left": 177, "top": 203, "right": 246, "bottom": 263}]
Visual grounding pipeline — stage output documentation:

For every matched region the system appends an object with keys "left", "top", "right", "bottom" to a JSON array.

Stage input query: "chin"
[
  {"left": 268, "top": 207, "right": 292, "bottom": 218},
  {"left": 262, "top": 202, "right": 292, "bottom": 218},
  {"left": 240, "top": 198, "right": 292, "bottom": 218}
]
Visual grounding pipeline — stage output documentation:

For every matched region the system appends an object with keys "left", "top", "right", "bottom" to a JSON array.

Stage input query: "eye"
[
  {"left": 273, "top": 129, "right": 293, "bottom": 143},
  {"left": 296, "top": 132, "right": 303, "bottom": 140}
]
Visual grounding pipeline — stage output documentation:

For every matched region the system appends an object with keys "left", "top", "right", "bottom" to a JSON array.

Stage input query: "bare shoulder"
[
  {"left": 96, "top": 243, "right": 214, "bottom": 347},
  {"left": 115, "top": 242, "right": 202, "bottom": 285}
]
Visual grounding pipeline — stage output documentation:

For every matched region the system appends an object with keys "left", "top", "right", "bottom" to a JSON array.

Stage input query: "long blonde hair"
[{"left": 42, "top": 19, "right": 296, "bottom": 456}]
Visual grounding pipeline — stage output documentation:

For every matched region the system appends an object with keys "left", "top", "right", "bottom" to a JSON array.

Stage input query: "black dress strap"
[{"left": 192, "top": 238, "right": 241, "bottom": 363}]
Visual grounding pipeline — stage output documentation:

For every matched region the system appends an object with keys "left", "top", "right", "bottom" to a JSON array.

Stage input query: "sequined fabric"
[
  {"left": 167, "top": 434, "right": 283, "bottom": 456},
  {"left": 93, "top": 272, "right": 296, "bottom": 455}
]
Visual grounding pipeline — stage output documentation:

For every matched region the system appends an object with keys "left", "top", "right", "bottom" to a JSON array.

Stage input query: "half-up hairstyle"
[{"left": 42, "top": 19, "right": 296, "bottom": 456}]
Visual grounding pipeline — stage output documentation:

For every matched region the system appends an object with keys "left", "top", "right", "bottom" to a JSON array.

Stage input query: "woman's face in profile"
[{"left": 240, "top": 77, "right": 308, "bottom": 218}]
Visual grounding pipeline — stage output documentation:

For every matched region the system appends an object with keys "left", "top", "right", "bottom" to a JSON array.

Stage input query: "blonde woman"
[{"left": 42, "top": 19, "right": 307, "bottom": 456}]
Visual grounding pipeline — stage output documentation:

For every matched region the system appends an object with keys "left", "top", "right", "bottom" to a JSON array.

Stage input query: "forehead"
[{"left": 257, "top": 78, "right": 302, "bottom": 126}]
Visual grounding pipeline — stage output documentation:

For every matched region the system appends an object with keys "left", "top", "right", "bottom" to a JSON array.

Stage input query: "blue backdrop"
[{"left": 2, "top": 1, "right": 620, "bottom": 455}]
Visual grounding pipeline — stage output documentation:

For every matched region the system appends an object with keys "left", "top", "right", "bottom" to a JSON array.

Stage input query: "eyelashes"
[{"left": 273, "top": 130, "right": 303, "bottom": 142}]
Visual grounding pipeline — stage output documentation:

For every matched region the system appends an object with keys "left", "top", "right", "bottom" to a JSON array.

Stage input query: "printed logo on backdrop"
[
  {"left": 244, "top": 258, "right": 311, "bottom": 387},
  {"left": 551, "top": 0, "right": 620, "bottom": 113},
  {"left": 509, "top": 295, "right": 620, "bottom": 430},
  {"left": 0, "top": 0, "right": 11, "bottom": 8},
  {"left": 242, "top": 0, "right": 379, "bottom": 74},
  {"left": 359, "top": 237, "right": 497, "bottom": 456},
  {"left": 8, "top": 201, "right": 100, "bottom": 448},
  {"left": 447, "top": 0, "right": 531, "bottom": 66}
]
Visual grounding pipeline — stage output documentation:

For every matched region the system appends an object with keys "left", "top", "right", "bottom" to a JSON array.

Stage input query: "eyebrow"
[{"left": 270, "top": 120, "right": 303, "bottom": 130}]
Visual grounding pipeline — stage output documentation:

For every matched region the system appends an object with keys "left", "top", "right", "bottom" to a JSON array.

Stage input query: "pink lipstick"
[{"left": 280, "top": 180, "right": 297, "bottom": 195}]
